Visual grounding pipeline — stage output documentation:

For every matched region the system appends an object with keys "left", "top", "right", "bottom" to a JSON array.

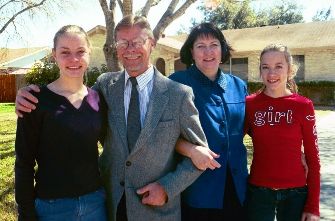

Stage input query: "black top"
[{"left": 15, "top": 86, "right": 107, "bottom": 221}]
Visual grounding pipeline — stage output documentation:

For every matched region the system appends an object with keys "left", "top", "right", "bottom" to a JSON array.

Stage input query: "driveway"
[{"left": 317, "top": 109, "right": 335, "bottom": 221}]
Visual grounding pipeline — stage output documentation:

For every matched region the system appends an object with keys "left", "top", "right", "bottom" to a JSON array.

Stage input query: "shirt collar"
[
  {"left": 191, "top": 65, "right": 227, "bottom": 91},
  {"left": 216, "top": 69, "right": 227, "bottom": 91},
  {"left": 124, "top": 65, "right": 154, "bottom": 91}
]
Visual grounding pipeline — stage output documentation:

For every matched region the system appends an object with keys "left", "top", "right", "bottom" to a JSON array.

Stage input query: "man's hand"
[
  {"left": 136, "top": 182, "right": 167, "bottom": 206},
  {"left": 15, "top": 85, "right": 40, "bottom": 117},
  {"left": 190, "top": 146, "right": 221, "bottom": 171},
  {"left": 301, "top": 212, "right": 319, "bottom": 221}
]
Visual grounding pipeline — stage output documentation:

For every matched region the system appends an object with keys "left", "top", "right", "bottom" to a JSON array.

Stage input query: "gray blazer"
[{"left": 96, "top": 68, "right": 207, "bottom": 221}]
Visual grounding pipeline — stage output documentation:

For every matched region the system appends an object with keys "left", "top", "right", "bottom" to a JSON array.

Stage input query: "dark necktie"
[{"left": 127, "top": 77, "right": 141, "bottom": 151}]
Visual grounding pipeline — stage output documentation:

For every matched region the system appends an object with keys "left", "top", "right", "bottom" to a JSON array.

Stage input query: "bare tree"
[
  {"left": 98, "top": 0, "right": 198, "bottom": 71},
  {"left": 0, "top": 0, "right": 71, "bottom": 36}
]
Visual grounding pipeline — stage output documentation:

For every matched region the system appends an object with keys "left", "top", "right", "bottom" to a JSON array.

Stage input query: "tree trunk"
[{"left": 99, "top": 0, "right": 121, "bottom": 72}]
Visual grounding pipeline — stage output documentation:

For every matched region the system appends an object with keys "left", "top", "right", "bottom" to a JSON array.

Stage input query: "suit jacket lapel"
[
  {"left": 131, "top": 69, "right": 169, "bottom": 155},
  {"left": 109, "top": 72, "right": 128, "bottom": 152}
]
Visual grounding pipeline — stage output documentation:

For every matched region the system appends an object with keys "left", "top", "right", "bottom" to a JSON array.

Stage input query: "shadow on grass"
[
  {"left": 0, "top": 150, "right": 15, "bottom": 160},
  {"left": 0, "top": 185, "right": 14, "bottom": 202}
]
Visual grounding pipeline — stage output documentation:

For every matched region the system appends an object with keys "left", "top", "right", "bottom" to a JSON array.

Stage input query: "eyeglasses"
[{"left": 115, "top": 37, "right": 149, "bottom": 49}]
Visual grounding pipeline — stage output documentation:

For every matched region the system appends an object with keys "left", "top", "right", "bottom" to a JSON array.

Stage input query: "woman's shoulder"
[{"left": 169, "top": 68, "right": 191, "bottom": 81}]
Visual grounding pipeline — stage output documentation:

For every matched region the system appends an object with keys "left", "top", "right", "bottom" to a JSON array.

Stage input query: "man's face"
[{"left": 115, "top": 26, "right": 155, "bottom": 77}]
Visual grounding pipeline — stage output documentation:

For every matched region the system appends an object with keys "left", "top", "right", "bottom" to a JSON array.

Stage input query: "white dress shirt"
[{"left": 124, "top": 66, "right": 154, "bottom": 127}]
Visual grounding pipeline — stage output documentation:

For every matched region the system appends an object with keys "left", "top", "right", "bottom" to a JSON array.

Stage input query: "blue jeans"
[
  {"left": 246, "top": 184, "right": 307, "bottom": 221},
  {"left": 35, "top": 188, "right": 107, "bottom": 221}
]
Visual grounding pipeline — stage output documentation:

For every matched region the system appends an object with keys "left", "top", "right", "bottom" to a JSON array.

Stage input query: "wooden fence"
[{"left": 0, "top": 74, "right": 16, "bottom": 102}]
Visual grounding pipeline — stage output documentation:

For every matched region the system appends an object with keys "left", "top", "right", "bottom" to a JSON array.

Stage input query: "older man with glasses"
[{"left": 15, "top": 15, "right": 207, "bottom": 221}]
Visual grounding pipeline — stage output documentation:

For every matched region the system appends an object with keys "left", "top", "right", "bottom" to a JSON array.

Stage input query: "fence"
[{"left": 0, "top": 74, "right": 16, "bottom": 102}]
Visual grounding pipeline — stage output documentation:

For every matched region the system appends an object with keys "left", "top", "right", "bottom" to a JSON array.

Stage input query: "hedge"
[{"left": 247, "top": 81, "right": 335, "bottom": 106}]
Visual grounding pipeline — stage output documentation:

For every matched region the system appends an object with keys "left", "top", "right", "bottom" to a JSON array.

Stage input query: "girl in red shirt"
[{"left": 245, "top": 44, "right": 320, "bottom": 221}]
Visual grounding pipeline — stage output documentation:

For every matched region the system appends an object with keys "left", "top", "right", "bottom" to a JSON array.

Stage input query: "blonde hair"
[
  {"left": 259, "top": 43, "right": 299, "bottom": 93},
  {"left": 53, "top": 25, "right": 91, "bottom": 49}
]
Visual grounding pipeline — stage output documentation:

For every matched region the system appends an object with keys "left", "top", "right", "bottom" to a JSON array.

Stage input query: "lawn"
[{"left": 0, "top": 103, "right": 17, "bottom": 221}]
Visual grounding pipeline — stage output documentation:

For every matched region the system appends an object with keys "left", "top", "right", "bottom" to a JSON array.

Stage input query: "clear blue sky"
[{"left": 0, "top": 0, "right": 334, "bottom": 48}]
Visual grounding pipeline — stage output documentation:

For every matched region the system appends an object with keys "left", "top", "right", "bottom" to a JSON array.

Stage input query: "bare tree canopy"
[
  {"left": 312, "top": 7, "right": 333, "bottom": 21},
  {"left": 0, "top": 0, "right": 72, "bottom": 36},
  {"left": 98, "top": 0, "right": 197, "bottom": 71}
]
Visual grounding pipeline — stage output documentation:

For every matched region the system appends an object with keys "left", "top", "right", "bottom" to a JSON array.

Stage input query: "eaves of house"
[{"left": 0, "top": 47, "right": 51, "bottom": 69}]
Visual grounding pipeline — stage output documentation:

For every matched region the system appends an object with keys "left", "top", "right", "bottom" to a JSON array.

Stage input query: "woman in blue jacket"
[{"left": 171, "top": 23, "right": 248, "bottom": 221}]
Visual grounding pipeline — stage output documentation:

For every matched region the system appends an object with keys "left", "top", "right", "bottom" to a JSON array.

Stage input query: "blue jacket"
[{"left": 169, "top": 65, "right": 248, "bottom": 208}]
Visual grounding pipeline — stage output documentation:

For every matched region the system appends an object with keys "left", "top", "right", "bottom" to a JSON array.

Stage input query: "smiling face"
[
  {"left": 191, "top": 35, "right": 221, "bottom": 80},
  {"left": 260, "top": 51, "right": 292, "bottom": 97},
  {"left": 115, "top": 26, "right": 155, "bottom": 77},
  {"left": 52, "top": 32, "right": 90, "bottom": 80}
]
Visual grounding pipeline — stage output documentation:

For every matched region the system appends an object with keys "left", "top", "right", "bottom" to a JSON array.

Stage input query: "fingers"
[
  {"left": 211, "top": 159, "right": 221, "bottom": 169},
  {"left": 15, "top": 86, "right": 39, "bottom": 117},
  {"left": 209, "top": 149, "right": 220, "bottom": 158},
  {"left": 137, "top": 183, "right": 167, "bottom": 206},
  {"left": 28, "top": 84, "right": 40, "bottom": 92},
  {"left": 136, "top": 185, "right": 150, "bottom": 195}
]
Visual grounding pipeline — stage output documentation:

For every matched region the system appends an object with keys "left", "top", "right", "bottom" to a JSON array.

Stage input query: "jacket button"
[
  {"left": 126, "top": 161, "right": 131, "bottom": 166},
  {"left": 120, "top": 181, "right": 125, "bottom": 186}
]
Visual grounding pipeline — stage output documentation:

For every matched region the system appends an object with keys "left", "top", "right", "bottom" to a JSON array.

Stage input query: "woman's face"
[
  {"left": 191, "top": 35, "right": 222, "bottom": 78},
  {"left": 52, "top": 33, "right": 90, "bottom": 79},
  {"left": 260, "top": 51, "right": 290, "bottom": 97}
]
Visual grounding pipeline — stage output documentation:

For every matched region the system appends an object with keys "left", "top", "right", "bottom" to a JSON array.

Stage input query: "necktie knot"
[{"left": 129, "top": 77, "right": 138, "bottom": 87}]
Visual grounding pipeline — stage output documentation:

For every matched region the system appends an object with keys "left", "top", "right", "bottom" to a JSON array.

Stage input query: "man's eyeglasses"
[{"left": 115, "top": 37, "right": 149, "bottom": 49}]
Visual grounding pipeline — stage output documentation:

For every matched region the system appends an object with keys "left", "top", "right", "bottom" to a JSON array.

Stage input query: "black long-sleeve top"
[{"left": 15, "top": 86, "right": 107, "bottom": 221}]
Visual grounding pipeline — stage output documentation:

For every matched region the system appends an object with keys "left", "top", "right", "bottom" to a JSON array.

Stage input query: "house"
[
  {"left": 54, "top": 21, "right": 335, "bottom": 82},
  {"left": 153, "top": 20, "right": 335, "bottom": 82},
  {"left": 0, "top": 47, "right": 50, "bottom": 74}
]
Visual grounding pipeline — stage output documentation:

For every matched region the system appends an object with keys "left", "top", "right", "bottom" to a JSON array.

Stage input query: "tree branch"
[
  {"left": 153, "top": 0, "right": 197, "bottom": 39},
  {"left": 99, "top": 0, "right": 110, "bottom": 19},
  {"left": 117, "top": 0, "right": 124, "bottom": 15},
  {"left": 0, "top": 0, "right": 17, "bottom": 11},
  {"left": 122, "top": 0, "right": 132, "bottom": 15},
  {"left": 0, "top": 0, "right": 47, "bottom": 35}
]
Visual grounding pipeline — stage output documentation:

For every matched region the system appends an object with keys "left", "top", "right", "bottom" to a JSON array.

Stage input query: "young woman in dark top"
[{"left": 15, "top": 25, "right": 107, "bottom": 221}]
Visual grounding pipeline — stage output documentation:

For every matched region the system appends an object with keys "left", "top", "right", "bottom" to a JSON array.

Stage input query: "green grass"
[{"left": 0, "top": 103, "right": 17, "bottom": 221}]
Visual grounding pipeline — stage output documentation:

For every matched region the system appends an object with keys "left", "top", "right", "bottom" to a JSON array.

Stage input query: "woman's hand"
[
  {"left": 190, "top": 145, "right": 221, "bottom": 170},
  {"left": 301, "top": 212, "right": 319, "bottom": 221}
]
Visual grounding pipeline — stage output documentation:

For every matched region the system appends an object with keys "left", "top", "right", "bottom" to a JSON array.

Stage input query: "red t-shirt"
[{"left": 245, "top": 92, "right": 320, "bottom": 216}]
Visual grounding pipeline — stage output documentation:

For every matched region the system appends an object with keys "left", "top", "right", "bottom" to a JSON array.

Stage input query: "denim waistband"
[{"left": 248, "top": 184, "right": 307, "bottom": 192}]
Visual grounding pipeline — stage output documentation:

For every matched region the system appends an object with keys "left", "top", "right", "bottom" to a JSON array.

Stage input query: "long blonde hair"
[{"left": 259, "top": 43, "right": 299, "bottom": 93}]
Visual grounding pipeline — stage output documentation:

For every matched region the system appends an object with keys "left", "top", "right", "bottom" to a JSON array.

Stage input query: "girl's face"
[
  {"left": 260, "top": 51, "right": 291, "bottom": 97},
  {"left": 52, "top": 33, "right": 90, "bottom": 79},
  {"left": 191, "top": 35, "right": 221, "bottom": 79}
]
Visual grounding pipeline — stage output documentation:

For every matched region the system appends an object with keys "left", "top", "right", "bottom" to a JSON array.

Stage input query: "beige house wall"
[
  {"left": 89, "top": 33, "right": 107, "bottom": 68},
  {"left": 151, "top": 46, "right": 176, "bottom": 76},
  {"left": 305, "top": 48, "right": 335, "bottom": 81}
]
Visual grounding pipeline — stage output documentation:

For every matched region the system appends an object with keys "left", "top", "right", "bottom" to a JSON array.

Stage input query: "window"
[
  {"left": 221, "top": 57, "right": 248, "bottom": 80},
  {"left": 293, "top": 55, "right": 305, "bottom": 82}
]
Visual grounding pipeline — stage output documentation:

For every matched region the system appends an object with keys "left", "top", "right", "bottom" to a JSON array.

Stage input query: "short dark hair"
[{"left": 180, "top": 23, "right": 232, "bottom": 67}]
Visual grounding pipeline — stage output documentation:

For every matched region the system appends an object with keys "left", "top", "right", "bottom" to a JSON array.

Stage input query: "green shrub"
[
  {"left": 25, "top": 57, "right": 107, "bottom": 87},
  {"left": 85, "top": 64, "right": 108, "bottom": 87},
  {"left": 247, "top": 81, "right": 335, "bottom": 105},
  {"left": 25, "top": 57, "right": 59, "bottom": 86}
]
